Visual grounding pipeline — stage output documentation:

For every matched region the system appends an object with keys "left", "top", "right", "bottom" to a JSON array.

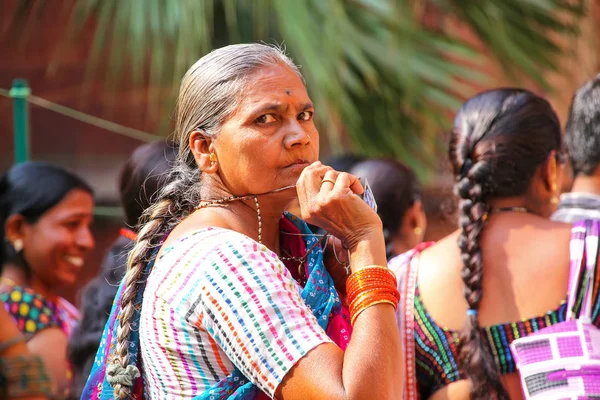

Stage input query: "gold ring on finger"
[{"left": 321, "top": 179, "right": 336, "bottom": 186}]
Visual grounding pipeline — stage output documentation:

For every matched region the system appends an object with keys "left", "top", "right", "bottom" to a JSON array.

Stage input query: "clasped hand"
[{"left": 296, "top": 162, "right": 382, "bottom": 252}]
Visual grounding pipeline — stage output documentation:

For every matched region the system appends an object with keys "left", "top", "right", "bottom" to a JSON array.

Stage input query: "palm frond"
[
  {"left": 427, "top": 0, "right": 585, "bottom": 89},
  {"left": 2, "top": 0, "right": 587, "bottom": 180}
]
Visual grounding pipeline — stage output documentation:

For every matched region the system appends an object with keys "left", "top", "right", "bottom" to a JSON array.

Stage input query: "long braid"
[
  {"left": 109, "top": 165, "right": 200, "bottom": 398},
  {"left": 448, "top": 88, "right": 564, "bottom": 399},
  {"left": 456, "top": 159, "right": 509, "bottom": 400}
]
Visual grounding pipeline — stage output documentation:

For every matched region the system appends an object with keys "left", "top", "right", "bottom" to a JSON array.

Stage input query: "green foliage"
[{"left": 5, "top": 0, "right": 586, "bottom": 179}]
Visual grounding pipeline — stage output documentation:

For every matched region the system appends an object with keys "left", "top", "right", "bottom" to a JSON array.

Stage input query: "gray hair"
[
  {"left": 109, "top": 43, "right": 302, "bottom": 399},
  {"left": 176, "top": 43, "right": 302, "bottom": 167}
]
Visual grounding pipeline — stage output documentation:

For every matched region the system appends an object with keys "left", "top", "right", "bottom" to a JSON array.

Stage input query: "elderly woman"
[{"left": 84, "top": 44, "right": 402, "bottom": 399}]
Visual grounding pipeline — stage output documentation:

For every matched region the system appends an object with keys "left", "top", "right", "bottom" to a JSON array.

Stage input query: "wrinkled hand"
[{"left": 297, "top": 162, "right": 383, "bottom": 251}]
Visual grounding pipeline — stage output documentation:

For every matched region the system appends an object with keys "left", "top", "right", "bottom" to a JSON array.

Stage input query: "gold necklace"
[
  {"left": 195, "top": 185, "right": 296, "bottom": 245},
  {"left": 197, "top": 194, "right": 262, "bottom": 243}
]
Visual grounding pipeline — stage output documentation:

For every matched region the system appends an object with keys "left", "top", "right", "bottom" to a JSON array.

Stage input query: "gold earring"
[
  {"left": 209, "top": 153, "right": 217, "bottom": 166},
  {"left": 12, "top": 239, "right": 23, "bottom": 252},
  {"left": 551, "top": 182, "right": 559, "bottom": 205},
  {"left": 414, "top": 227, "right": 422, "bottom": 235}
]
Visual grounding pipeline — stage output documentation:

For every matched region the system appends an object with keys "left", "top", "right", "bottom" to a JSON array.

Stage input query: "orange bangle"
[
  {"left": 349, "top": 291, "right": 399, "bottom": 314},
  {"left": 350, "top": 291, "right": 399, "bottom": 312},
  {"left": 349, "top": 287, "right": 399, "bottom": 309},
  {"left": 347, "top": 278, "right": 397, "bottom": 299},
  {"left": 346, "top": 265, "right": 400, "bottom": 325},
  {"left": 353, "top": 265, "right": 397, "bottom": 280},
  {"left": 346, "top": 266, "right": 397, "bottom": 296}
]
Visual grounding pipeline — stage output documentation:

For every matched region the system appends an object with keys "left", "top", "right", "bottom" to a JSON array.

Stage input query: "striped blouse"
[{"left": 139, "top": 227, "right": 332, "bottom": 399}]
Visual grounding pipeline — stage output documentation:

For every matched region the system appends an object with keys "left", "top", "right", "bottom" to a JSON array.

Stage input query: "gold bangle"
[{"left": 350, "top": 299, "right": 398, "bottom": 325}]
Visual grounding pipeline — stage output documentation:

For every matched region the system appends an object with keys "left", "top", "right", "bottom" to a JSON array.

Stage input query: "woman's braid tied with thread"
[
  {"left": 449, "top": 88, "right": 564, "bottom": 399},
  {"left": 107, "top": 44, "right": 302, "bottom": 399}
]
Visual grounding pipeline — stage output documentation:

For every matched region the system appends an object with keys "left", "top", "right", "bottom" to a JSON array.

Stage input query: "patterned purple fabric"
[{"left": 511, "top": 219, "right": 600, "bottom": 399}]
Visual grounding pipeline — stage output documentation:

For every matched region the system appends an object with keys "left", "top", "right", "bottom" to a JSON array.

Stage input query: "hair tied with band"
[{"left": 106, "top": 363, "right": 140, "bottom": 389}]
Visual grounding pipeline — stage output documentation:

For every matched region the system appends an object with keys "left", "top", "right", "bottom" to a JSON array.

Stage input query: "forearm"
[
  {"left": 341, "top": 306, "right": 403, "bottom": 399},
  {"left": 342, "top": 233, "right": 403, "bottom": 399}
]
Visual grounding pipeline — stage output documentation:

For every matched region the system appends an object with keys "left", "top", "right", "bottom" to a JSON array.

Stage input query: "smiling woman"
[
  {"left": 83, "top": 43, "right": 402, "bottom": 400},
  {"left": 0, "top": 161, "right": 95, "bottom": 399}
]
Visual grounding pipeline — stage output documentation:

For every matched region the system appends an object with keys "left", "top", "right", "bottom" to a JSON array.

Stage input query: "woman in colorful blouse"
[
  {"left": 0, "top": 162, "right": 95, "bottom": 398},
  {"left": 84, "top": 43, "right": 403, "bottom": 399},
  {"left": 389, "top": 89, "right": 587, "bottom": 399}
]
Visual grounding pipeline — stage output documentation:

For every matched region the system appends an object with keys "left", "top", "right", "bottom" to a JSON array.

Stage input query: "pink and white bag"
[{"left": 511, "top": 219, "right": 600, "bottom": 399}]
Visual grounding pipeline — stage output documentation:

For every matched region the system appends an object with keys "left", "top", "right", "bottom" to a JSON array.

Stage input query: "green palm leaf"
[{"left": 3, "top": 0, "right": 586, "bottom": 180}]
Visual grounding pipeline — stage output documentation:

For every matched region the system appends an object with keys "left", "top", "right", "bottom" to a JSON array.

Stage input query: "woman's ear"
[
  {"left": 543, "top": 150, "right": 558, "bottom": 193},
  {"left": 413, "top": 200, "right": 427, "bottom": 237},
  {"left": 406, "top": 201, "right": 426, "bottom": 239},
  {"left": 399, "top": 200, "right": 426, "bottom": 245},
  {"left": 5, "top": 214, "right": 26, "bottom": 250},
  {"left": 189, "top": 131, "right": 218, "bottom": 174}
]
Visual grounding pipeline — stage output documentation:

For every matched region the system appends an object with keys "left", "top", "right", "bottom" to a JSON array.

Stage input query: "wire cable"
[{"left": 0, "top": 87, "right": 160, "bottom": 142}]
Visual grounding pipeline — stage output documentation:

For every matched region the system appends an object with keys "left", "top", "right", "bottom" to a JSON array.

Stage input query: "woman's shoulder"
[
  {"left": 160, "top": 226, "right": 270, "bottom": 259},
  {"left": 0, "top": 285, "right": 60, "bottom": 339},
  {"left": 154, "top": 227, "right": 282, "bottom": 287}
]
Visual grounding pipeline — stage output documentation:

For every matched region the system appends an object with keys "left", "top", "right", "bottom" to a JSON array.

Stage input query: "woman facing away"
[
  {"left": 68, "top": 140, "right": 177, "bottom": 398},
  {"left": 350, "top": 158, "right": 426, "bottom": 259},
  {"left": 83, "top": 43, "right": 403, "bottom": 400},
  {"left": 389, "top": 88, "right": 600, "bottom": 399},
  {"left": 0, "top": 162, "right": 95, "bottom": 398}
]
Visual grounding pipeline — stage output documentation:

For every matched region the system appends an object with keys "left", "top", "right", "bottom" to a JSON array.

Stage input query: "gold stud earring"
[
  {"left": 414, "top": 227, "right": 422, "bottom": 236},
  {"left": 12, "top": 239, "right": 23, "bottom": 252},
  {"left": 209, "top": 153, "right": 217, "bottom": 166}
]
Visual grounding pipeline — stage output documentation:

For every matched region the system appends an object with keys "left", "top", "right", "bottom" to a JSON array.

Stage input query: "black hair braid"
[{"left": 456, "top": 159, "right": 509, "bottom": 400}]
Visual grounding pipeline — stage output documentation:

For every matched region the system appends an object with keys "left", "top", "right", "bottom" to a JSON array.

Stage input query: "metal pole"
[{"left": 10, "top": 79, "right": 31, "bottom": 163}]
